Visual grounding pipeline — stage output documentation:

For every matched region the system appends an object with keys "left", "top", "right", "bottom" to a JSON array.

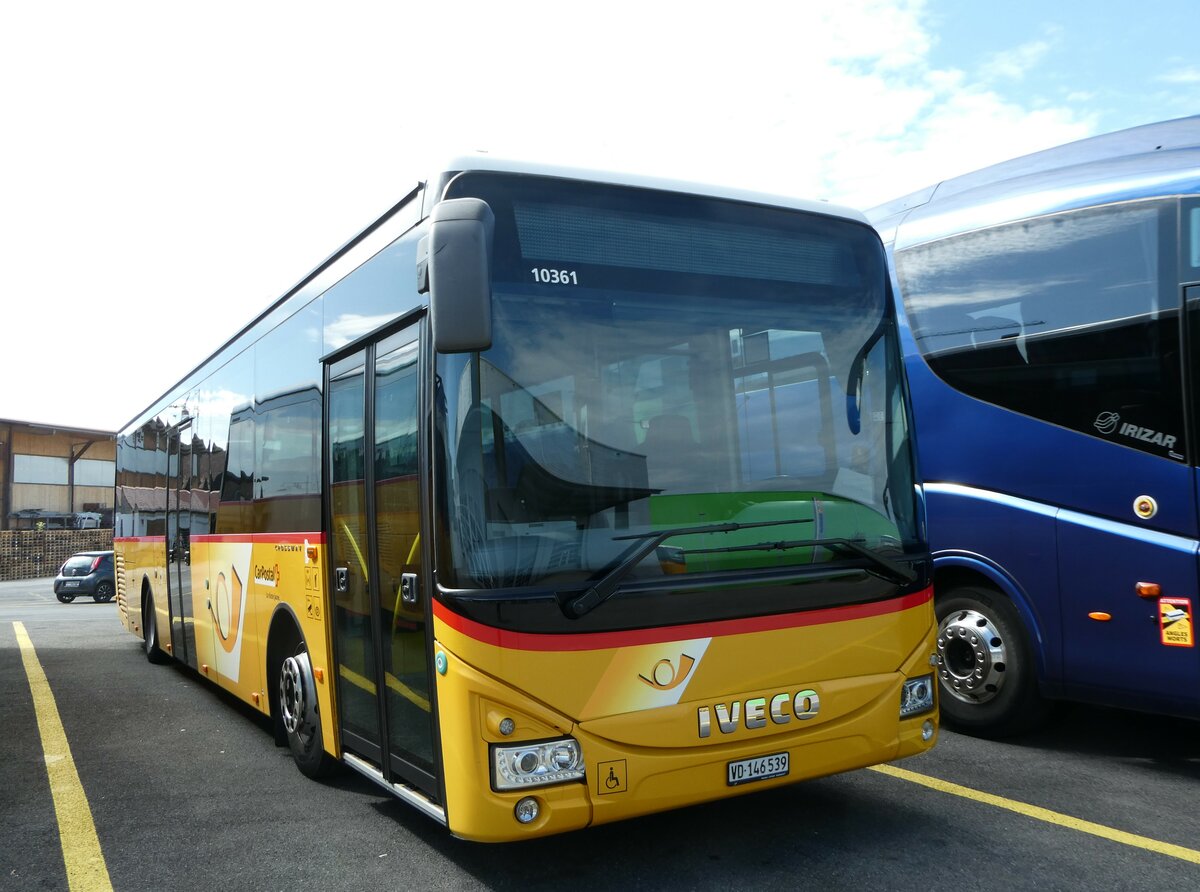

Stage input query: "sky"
[{"left": 2, "top": 0, "right": 1196, "bottom": 432}]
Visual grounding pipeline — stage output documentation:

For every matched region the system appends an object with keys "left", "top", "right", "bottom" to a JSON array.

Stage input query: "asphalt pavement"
[{"left": 3, "top": 575, "right": 1199, "bottom": 891}]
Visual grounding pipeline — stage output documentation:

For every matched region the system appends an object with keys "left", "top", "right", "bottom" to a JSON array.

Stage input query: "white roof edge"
[{"left": 428, "top": 153, "right": 868, "bottom": 224}]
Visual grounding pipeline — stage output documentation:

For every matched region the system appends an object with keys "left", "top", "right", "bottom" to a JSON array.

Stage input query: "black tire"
[
  {"left": 143, "top": 592, "right": 168, "bottom": 664},
  {"left": 278, "top": 634, "right": 335, "bottom": 779},
  {"left": 936, "top": 585, "right": 1053, "bottom": 738},
  {"left": 93, "top": 581, "right": 115, "bottom": 603},
  {"left": 56, "top": 592, "right": 76, "bottom": 604}
]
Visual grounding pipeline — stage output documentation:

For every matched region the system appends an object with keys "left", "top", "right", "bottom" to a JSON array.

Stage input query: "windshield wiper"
[
  {"left": 682, "top": 536, "right": 918, "bottom": 585},
  {"left": 561, "top": 518, "right": 813, "bottom": 618}
]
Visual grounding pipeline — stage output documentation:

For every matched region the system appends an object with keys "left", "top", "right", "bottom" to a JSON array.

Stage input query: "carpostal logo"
[
  {"left": 1094, "top": 412, "right": 1177, "bottom": 450},
  {"left": 254, "top": 563, "right": 281, "bottom": 588}
]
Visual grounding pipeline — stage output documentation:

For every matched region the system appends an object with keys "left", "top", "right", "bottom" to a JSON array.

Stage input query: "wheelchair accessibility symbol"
[{"left": 597, "top": 760, "right": 628, "bottom": 795}]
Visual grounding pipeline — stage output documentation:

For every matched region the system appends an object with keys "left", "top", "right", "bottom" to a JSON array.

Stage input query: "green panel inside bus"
[{"left": 647, "top": 492, "right": 899, "bottom": 574}]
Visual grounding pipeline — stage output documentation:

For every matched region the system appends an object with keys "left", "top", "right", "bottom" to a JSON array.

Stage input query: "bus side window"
[{"left": 898, "top": 200, "right": 1184, "bottom": 460}]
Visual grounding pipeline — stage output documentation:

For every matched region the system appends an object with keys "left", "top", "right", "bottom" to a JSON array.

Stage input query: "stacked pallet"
[{"left": 0, "top": 529, "right": 114, "bottom": 581}]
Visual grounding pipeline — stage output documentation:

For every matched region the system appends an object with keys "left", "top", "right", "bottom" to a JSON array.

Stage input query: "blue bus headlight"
[
  {"left": 900, "top": 674, "right": 935, "bottom": 718},
  {"left": 492, "top": 738, "right": 585, "bottom": 791}
]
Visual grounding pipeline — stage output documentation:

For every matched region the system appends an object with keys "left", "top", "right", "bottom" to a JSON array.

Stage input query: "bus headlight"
[
  {"left": 491, "top": 738, "right": 585, "bottom": 791},
  {"left": 900, "top": 674, "right": 935, "bottom": 718}
]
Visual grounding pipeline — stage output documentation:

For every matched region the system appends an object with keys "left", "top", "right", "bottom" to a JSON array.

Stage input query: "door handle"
[
  {"left": 335, "top": 567, "right": 349, "bottom": 594},
  {"left": 400, "top": 573, "right": 419, "bottom": 606}
]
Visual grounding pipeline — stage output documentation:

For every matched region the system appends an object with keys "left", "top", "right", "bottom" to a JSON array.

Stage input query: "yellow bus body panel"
[
  {"left": 120, "top": 529, "right": 936, "bottom": 842},
  {"left": 115, "top": 538, "right": 168, "bottom": 643},
  {"left": 116, "top": 534, "right": 340, "bottom": 760},
  {"left": 434, "top": 590, "right": 937, "bottom": 841}
]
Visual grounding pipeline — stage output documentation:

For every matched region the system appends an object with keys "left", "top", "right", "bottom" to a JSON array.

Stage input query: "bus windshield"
[{"left": 437, "top": 173, "right": 919, "bottom": 600}]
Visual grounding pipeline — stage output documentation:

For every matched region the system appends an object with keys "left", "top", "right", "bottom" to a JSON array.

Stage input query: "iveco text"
[{"left": 697, "top": 689, "right": 821, "bottom": 737}]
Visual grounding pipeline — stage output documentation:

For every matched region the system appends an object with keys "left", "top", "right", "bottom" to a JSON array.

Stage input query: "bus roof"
[
  {"left": 869, "top": 115, "right": 1200, "bottom": 245},
  {"left": 430, "top": 153, "right": 867, "bottom": 223},
  {"left": 120, "top": 157, "right": 868, "bottom": 433}
]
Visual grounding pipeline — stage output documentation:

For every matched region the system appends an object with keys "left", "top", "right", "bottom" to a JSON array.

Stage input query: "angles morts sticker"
[{"left": 1159, "top": 597, "right": 1194, "bottom": 648}]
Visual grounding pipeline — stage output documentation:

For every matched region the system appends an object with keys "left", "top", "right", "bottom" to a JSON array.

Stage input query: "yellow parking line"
[
  {"left": 870, "top": 763, "right": 1200, "bottom": 865},
  {"left": 14, "top": 622, "right": 114, "bottom": 892},
  {"left": 386, "top": 672, "right": 431, "bottom": 712},
  {"left": 338, "top": 663, "right": 431, "bottom": 712}
]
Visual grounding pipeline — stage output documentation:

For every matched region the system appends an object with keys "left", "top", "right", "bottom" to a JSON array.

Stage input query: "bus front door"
[{"left": 326, "top": 322, "right": 438, "bottom": 799}]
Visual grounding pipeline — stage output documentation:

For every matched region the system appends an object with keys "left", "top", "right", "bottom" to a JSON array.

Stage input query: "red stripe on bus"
[
  {"left": 433, "top": 587, "right": 933, "bottom": 652},
  {"left": 191, "top": 532, "right": 325, "bottom": 544},
  {"left": 116, "top": 533, "right": 323, "bottom": 544}
]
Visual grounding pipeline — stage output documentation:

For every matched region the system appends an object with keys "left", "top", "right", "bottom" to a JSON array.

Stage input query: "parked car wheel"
[
  {"left": 93, "top": 581, "right": 115, "bottom": 603},
  {"left": 56, "top": 592, "right": 77, "bottom": 604}
]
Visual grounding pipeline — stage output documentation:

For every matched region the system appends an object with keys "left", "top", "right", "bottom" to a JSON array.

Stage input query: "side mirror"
[{"left": 420, "top": 197, "right": 495, "bottom": 353}]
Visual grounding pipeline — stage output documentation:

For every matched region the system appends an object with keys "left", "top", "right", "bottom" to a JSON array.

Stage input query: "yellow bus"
[{"left": 114, "top": 158, "right": 938, "bottom": 841}]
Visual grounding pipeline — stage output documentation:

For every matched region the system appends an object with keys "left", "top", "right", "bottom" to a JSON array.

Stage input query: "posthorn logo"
[
  {"left": 1094, "top": 411, "right": 1121, "bottom": 435},
  {"left": 638, "top": 654, "right": 696, "bottom": 691}
]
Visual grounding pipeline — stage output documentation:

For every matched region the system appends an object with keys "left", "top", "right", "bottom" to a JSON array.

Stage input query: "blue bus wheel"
[{"left": 935, "top": 586, "right": 1053, "bottom": 738}]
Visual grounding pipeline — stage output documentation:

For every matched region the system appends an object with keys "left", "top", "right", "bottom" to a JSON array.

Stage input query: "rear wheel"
[
  {"left": 93, "top": 581, "right": 115, "bottom": 603},
  {"left": 56, "top": 592, "right": 76, "bottom": 604},
  {"left": 143, "top": 592, "right": 168, "bottom": 664},
  {"left": 936, "top": 585, "right": 1053, "bottom": 737},
  {"left": 278, "top": 634, "right": 335, "bottom": 778}
]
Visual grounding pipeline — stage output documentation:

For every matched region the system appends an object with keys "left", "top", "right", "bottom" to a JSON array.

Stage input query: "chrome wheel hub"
[
  {"left": 937, "top": 608, "right": 1007, "bottom": 704},
  {"left": 280, "top": 653, "right": 312, "bottom": 736}
]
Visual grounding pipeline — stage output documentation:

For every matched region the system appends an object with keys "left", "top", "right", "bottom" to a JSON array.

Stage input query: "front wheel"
[
  {"left": 936, "top": 585, "right": 1053, "bottom": 737},
  {"left": 279, "top": 639, "right": 335, "bottom": 779}
]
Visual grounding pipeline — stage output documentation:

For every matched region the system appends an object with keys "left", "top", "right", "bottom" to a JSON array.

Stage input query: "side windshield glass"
[
  {"left": 897, "top": 200, "right": 1184, "bottom": 461},
  {"left": 437, "top": 175, "right": 919, "bottom": 592}
]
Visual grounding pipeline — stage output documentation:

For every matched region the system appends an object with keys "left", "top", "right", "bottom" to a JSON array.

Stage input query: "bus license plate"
[{"left": 727, "top": 752, "right": 789, "bottom": 786}]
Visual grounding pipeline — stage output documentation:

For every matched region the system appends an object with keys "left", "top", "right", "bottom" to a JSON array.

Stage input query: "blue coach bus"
[{"left": 872, "top": 116, "right": 1200, "bottom": 735}]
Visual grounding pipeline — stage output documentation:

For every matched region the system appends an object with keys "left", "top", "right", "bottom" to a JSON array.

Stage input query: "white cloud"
[
  {"left": 1158, "top": 66, "right": 1200, "bottom": 84},
  {"left": 976, "top": 26, "right": 1061, "bottom": 83},
  {"left": 0, "top": 0, "right": 1099, "bottom": 430}
]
